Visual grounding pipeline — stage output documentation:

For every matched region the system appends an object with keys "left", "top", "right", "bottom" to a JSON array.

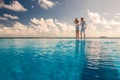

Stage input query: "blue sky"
[
  {"left": 0, "top": 0, "right": 88, "bottom": 24},
  {"left": 0, "top": 0, "right": 120, "bottom": 37}
]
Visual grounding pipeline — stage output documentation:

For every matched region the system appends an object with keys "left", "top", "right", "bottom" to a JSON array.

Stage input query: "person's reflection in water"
[
  {"left": 80, "top": 39, "right": 86, "bottom": 54},
  {"left": 75, "top": 38, "right": 86, "bottom": 57},
  {"left": 75, "top": 38, "right": 86, "bottom": 55},
  {"left": 75, "top": 39, "right": 80, "bottom": 55},
  {"left": 75, "top": 39, "right": 87, "bottom": 80},
  {"left": 80, "top": 38, "right": 86, "bottom": 70}
]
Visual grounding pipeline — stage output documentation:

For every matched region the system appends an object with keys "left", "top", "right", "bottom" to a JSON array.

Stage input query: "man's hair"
[{"left": 81, "top": 17, "right": 84, "bottom": 20}]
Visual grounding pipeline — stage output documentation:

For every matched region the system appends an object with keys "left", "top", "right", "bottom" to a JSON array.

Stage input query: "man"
[{"left": 80, "top": 17, "right": 86, "bottom": 38}]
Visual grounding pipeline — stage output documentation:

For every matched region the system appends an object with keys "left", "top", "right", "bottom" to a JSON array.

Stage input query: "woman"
[{"left": 74, "top": 18, "right": 80, "bottom": 39}]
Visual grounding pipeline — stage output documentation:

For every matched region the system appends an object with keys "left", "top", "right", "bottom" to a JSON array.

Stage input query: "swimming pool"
[{"left": 0, "top": 39, "right": 120, "bottom": 80}]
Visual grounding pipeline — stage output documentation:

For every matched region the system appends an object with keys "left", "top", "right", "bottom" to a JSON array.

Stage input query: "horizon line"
[{"left": 0, "top": 37, "right": 120, "bottom": 39}]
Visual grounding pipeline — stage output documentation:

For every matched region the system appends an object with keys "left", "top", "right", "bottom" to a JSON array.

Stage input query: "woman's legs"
[{"left": 76, "top": 31, "right": 79, "bottom": 39}]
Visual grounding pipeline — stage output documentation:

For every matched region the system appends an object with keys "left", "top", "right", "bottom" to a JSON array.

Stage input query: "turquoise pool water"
[{"left": 0, "top": 39, "right": 120, "bottom": 80}]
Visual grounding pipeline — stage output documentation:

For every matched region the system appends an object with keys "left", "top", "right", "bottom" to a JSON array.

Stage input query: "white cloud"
[
  {"left": 114, "top": 13, "right": 120, "bottom": 19},
  {"left": 32, "top": 5, "right": 34, "bottom": 8},
  {"left": 114, "top": 16, "right": 120, "bottom": 19},
  {"left": 3, "top": 14, "right": 19, "bottom": 20},
  {"left": 0, "top": 18, "right": 74, "bottom": 37},
  {"left": 115, "top": 13, "right": 120, "bottom": 16},
  {"left": 1, "top": 10, "right": 120, "bottom": 37},
  {"left": 0, "top": 16, "right": 7, "bottom": 21},
  {"left": 87, "top": 10, "right": 120, "bottom": 37},
  {"left": 0, "top": 0, "right": 27, "bottom": 12},
  {"left": 38, "top": 0, "right": 57, "bottom": 9},
  {"left": 102, "top": 13, "right": 110, "bottom": 15},
  {"left": 31, "top": 18, "right": 41, "bottom": 25}
]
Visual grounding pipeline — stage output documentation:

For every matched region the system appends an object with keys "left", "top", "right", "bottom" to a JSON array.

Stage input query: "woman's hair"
[{"left": 74, "top": 18, "right": 79, "bottom": 24}]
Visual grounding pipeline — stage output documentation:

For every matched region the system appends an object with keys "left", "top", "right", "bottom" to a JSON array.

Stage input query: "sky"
[{"left": 0, "top": 0, "right": 120, "bottom": 37}]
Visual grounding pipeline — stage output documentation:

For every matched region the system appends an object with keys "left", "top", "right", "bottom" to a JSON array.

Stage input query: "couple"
[{"left": 74, "top": 17, "right": 86, "bottom": 39}]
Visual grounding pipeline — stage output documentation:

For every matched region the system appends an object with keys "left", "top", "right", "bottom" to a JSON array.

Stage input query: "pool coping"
[{"left": 0, "top": 37, "right": 120, "bottom": 39}]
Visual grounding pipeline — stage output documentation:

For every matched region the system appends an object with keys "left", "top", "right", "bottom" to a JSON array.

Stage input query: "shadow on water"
[{"left": 78, "top": 39, "right": 120, "bottom": 80}]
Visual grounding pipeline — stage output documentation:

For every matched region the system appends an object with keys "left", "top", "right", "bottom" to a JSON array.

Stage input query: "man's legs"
[{"left": 81, "top": 31, "right": 86, "bottom": 39}]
